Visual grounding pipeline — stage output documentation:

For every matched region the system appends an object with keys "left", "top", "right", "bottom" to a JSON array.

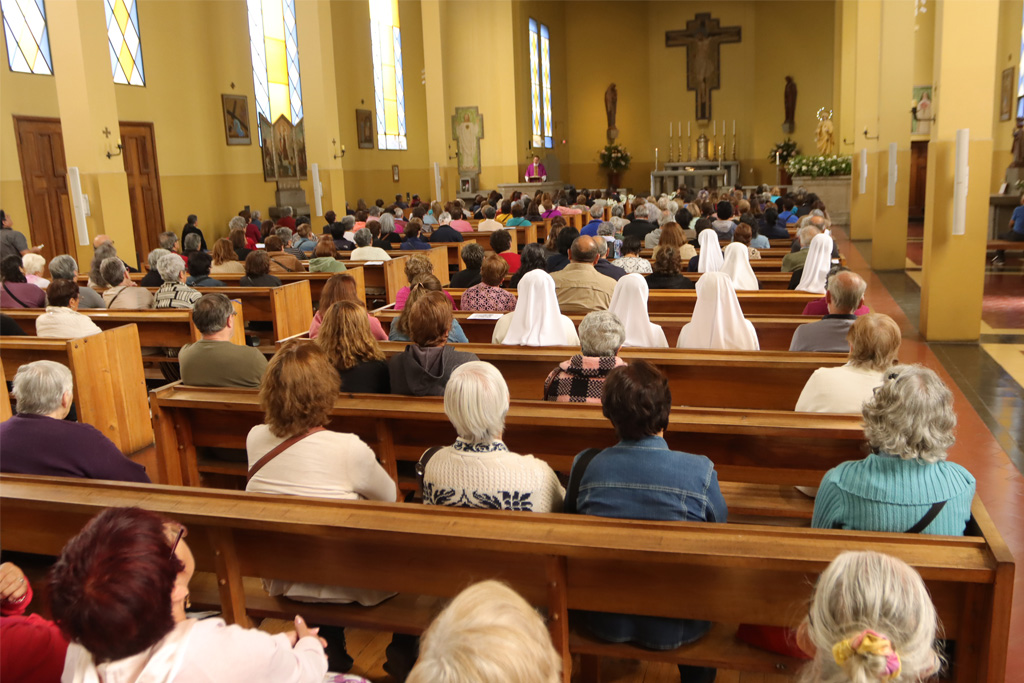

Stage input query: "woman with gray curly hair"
[{"left": 811, "top": 364, "right": 976, "bottom": 535}]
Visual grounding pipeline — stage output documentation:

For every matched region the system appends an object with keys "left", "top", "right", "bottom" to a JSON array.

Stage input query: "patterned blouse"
[
  {"left": 460, "top": 283, "right": 517, "bottom": 312},
  {"left": 544, "top": 355, "right": 628, "bottom": 403},
  {"left": 153, "top": 282, "right": 202, "bottom": 309},
  {"left": 612, "top": 256, "right": 653, "bottom": 274}
]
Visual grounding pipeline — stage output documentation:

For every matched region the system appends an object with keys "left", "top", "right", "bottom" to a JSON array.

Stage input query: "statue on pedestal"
[
  {"left": 605, "top": 83, "right": 618, "bottom": 142},
  {"left": 783, "top": 76, "right": 797, "bottom": 134},
  {"left": 815, "top": 108, "right": 835, "bottom": 156}
]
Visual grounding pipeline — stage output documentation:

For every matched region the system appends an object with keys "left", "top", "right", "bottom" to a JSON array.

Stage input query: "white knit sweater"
[{"left": 422, "top": 439, "right": 565, "bottom": 513}]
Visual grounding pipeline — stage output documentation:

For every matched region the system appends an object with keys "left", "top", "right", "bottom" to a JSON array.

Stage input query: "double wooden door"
[
  {"left": 13, "top": 116, "right": 74, "bottom": 264},
  {"left": 119, "top": 122, "right": 164, "bottom": 269}
]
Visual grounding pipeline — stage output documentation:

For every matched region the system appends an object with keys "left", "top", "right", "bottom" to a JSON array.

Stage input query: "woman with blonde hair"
[
  {"left": 309, "top": 273, "right": 386, "bottom": 341},
  {"left": 796, "top": 551, "right": 942, "bottom": 683},
  {"left": 210, "top": 238, "right": 246, "bottom": 274},
  {"left": 22, "top": 253, "right": 49, "bottom": 289},
  {"left": 316, "top": 300, "right": 389, "bottom": 393},
  {"left": 407, "top": 581, "right": 562, "bottom": 683},
  {"left": 390, "top": 274, "right": 468, "bottom": 343},
  {"left": 654, "top": 222, "right": 696, "bottom": 262},
  {"left": 246, "top": 340, "right": 398, "bottom": 672},
  {"left": 394, "top": 253, "right": 456, "bottom": 311}
]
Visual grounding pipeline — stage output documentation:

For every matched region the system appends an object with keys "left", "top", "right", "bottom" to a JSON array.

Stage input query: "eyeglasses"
[{"left": 168, "top": 523, "right": 188, "bottom": 559}]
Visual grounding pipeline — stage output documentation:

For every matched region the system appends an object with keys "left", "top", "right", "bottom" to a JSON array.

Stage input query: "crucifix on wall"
[{"left": 666, "top": 13, "right": 741, "bottom": 121}]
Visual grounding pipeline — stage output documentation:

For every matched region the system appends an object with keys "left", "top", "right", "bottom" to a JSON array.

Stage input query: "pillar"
[
  {"left": 833, "top": 0, "right": 858, "bottom": 156},
  {"left": 421, "top": 0, "right": 452, "bottom": 202},
  {"left": 870, "top": 0, "right": 914, "bottom": 270},
  {"left": 919, "top": 0, "right": 999, "bottom": 340},
  {"left": 296, "top": 0, "right": 346, "bottom": 217},
  {"left": 48, "top": 0, "right": 135, "bottom": 267},
  {"left": 848, "top": 0, "right": 881, "bottom": 241}
]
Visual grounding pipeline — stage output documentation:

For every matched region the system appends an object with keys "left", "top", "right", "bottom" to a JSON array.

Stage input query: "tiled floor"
[{"left": 844, "top": 227, "right": 1024, "bottom": 677}]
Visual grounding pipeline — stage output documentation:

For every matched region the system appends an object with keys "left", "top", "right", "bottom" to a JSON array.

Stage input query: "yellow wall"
[
  {"left": 991, "top": 0, "right": 1022, "bottom": 191},
  {"left": 563, "top": 0, "right": 836, "bottom": 192}
]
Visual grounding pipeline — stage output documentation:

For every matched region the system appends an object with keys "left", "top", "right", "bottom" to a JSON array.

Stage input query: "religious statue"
[
  {"left": 815, "top": 108, "right": 835, "bottom": 156},
  {"left": 1012, "top": 120, "right": 1024, "bottom": 168},
  {"left": 783, "top": 76, "right": 797, "bottom": 134},
  {"left": 451, "top": 106, "right": 484, "bottom": 176},
  {"left": 605, "top": 83, "right": 618, "bottom": 142},
  {"left": 666, "top": 13, "right": 741, "bottom": 121},
  {"left": 914, "top": 91, "right": 932, "bottom": 136}
]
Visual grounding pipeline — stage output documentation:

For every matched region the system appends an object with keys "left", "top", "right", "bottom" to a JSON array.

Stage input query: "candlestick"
[
  {"left": 669, "top": 122, "right": 672, "bottom": 137},
  {"left": 732, "top": 119, "right": 736, "bottom": 136},
  {"left": 713, "top": 120, "right": 716, "bottom": 136},
  {"left": 718, "top": 147, "right": 723, "bottom": 170},
  {"left": 687, "top": 121, "right": 691, "bottom": 137}
]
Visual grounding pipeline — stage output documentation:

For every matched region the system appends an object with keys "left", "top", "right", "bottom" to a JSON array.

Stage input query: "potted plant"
[
  {"left": 786, "top": 154, "right": 854, "bottom": 227},
  {"left": 768, "top": 139, "right": 800, "bottom": 185},
  {"left": 599, "top": 144, "right": 631, "bottom": 189}
]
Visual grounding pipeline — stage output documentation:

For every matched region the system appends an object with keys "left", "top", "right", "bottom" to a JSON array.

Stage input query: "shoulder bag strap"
[
  {"left": 563, "top": 448, "right": 603, "bottom": 514},
  {"left": 270, "top": 256, "right": 295, "bottom": 273},
  {"left": 2, "top": 283, "right": 29, "bottom": 308},
  {"left": 906, "top": 500, "right": 947, "bottom": 534},
  {"left": 415, "top": 446, "right": 444, "bottom": 497},
  {"left": 106, "top": 287, "right": 127, "bottom": 307},
  {"left": 247, "top": 426, "right": 326, "bottom": 483}
]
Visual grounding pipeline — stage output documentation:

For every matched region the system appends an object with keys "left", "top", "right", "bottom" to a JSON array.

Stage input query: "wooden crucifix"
[{"left": 666, "top": 13, "right": 741, "bottom": 121}]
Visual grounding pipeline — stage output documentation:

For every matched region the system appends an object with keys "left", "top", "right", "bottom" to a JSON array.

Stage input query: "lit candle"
[
  {"left": 678, "top": 121, "right": 681, "bottom": 137},
  {"left": 669, "top": 122, "right": 672, "bottom": 137},
  {"left": 688, "top": 121, "right": 691, "bottom": 136},
  {"left": 732, "top": 120, "right": 736, "bottom": 136},
  {"left": 713, "top": 120, "right": 716, "bottom": 135}
]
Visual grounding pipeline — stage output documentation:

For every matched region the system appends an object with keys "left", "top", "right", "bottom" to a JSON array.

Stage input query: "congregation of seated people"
[{"left": 0, "top": 187, "right": 987, "bottom": 683}]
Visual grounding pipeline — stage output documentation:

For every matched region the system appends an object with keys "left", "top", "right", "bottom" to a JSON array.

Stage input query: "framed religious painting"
[
  {"left": 392, "top": 164, "right": 400, "bottom": 182},
  {"left": 356, "top": 109, "right": 374, "bottom": 149},
  {"left": 911, "top": 86, "right": 933, "bottom": 135},
  {"left": 258, "top": 115, "right": 276, "bottom": 180},
  {"left": 222, "top": 94, "right": 251, "bottom": 145},
  {"left": 1001, "top": 68, "right": 1014, "bottom": 121}
]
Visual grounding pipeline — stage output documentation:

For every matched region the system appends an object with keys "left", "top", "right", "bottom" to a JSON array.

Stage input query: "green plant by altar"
[
  {"left": 768, "top": 139, "right": 800, "bottom": 165},
  {"left": 599, "top": 144, "right": 632, "bottom": 172},
  {"left": 786, "top": 154, "right": 852, "bottom": 178}
]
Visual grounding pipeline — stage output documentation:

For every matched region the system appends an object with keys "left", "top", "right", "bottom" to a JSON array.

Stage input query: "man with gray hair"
[
  {"left": 790, "top": 269, "right": 868, "bottom": 352},
  {"left": 549, "top": 235, "right": 617, "bottom": 313},
  {"left": 157, "top": 231, "right": 180, "bottom": 254},
  {"left": 49, "top": 254, "right": 105, "bottom": 308},
  {"left": 478, "top": 205, "right": 502, "bottom": 232},
  {"left": 182, "top": 213, "right": 207, "bottom": 251},
  {"left": 792, "top": 212, "right": 840, "bottom": 260},
  {"left": 623, "top": 203, "right": 656, "bottom": 241},
  {"left": 179, "top": 293, "right": 267, "bottom": 387},
  {"left": 101, "top": 256, "right": 153, "bottom": 309},
  {"left": 0, "top": 360, "right": 150, "bottom": 482},
  {"left": 594, "top": 223, "right": 626, "bottom": 281},
  {"left": 782, "top": 225, "right": 821, "bottom": 273},
  {"left": 581, "top": 204, "right": 605, "bottom": 237},
  {"left": 543, "top": 310, "right": 626, "bottom": 403},
  {"left": 350, "top": 228, "right": 392, "bottom": 261}
]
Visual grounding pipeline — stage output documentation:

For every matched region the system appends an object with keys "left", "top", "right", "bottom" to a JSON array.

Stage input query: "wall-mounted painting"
[
  {"left": 259, "top": 113, "right": 307, "bottom": 182},
  {"left": 222, "top": 94, "right": 251, "bottom": 145},
  {"left": 1001, "top": 68, "right": 1014, "bottom": 122},
  {"left": 356, "top": 109, "right": 374, "bottom": 149},
  {"left": 259, "top": 116, "right": 275, "bottom": 180},
  {"left": 911, "top": 85, "right": 933, "bottom": 136}
]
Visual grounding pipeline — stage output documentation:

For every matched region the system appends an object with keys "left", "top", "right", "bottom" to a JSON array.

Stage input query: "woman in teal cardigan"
[{"left": 812, "top": 364, "right": 976, "bottom": 536}]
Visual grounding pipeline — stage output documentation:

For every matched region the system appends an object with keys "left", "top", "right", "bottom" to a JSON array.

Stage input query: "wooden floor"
[{"left": 258, "top": 619, "right": 792, "bottom": 683}]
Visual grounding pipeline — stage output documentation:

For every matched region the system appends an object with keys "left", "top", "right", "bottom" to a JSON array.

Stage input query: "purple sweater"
[{"left": 0, "top": 413, "right": 150, "bottom": 483}]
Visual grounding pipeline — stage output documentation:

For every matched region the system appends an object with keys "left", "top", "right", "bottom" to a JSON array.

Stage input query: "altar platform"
[{"left": 651, "top": 160, "right": 739, "bottom": 195}]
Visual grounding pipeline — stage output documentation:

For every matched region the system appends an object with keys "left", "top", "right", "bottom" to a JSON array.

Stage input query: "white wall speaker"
[
  {"left": 886, "top": 142, "right": 898, "bottom": 207},
  {"left": 311, "top": 163, "right": 323, "bottom": 217},
  {"left": 67, "top": 167, "right": 90, "bottom": 246},
  {"left": 951, "top": 128, "right": 969, "bottom": 236},
  {"left": 859, "top": 148, "right": 868, "bottom": 195}
]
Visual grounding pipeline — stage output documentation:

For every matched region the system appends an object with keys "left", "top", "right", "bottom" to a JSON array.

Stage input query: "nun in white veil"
[
  {"left": 696, "top": 229, "right": 724, "bottom": 273},
  {"left": 493, "top": 269, "right": 580, "bottom": 346},
  {"left": 608, "top": 273, "right": 669, "bottom": 348},
  {"left": 794, "top": 232, "right": 835, "bottom": 294},
  {"left": 676, "top": 271, "right": 760, "bottom": 350},
  {"left": 720, "top": 242, "right": 759, "bottom": 291}
]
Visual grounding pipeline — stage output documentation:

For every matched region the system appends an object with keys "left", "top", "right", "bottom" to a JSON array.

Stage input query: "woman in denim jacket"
[{"left": 567, "top": 360, "right": 727, "bottom": 683}]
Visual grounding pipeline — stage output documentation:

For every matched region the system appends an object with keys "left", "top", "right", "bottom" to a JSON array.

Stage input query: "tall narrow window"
[
  {"left": 2, "top": 0, "right": 52, "bottom": 75},
  {"left": 247, "top": 0, "right": 303, "bottom": 143},
  {"left": 369, "top": 0, "right": 406, "bottom": 150},
  {"left": 103, "top": 0, "right": 144, "bottom": 85},
  {"left": 528, "top": 19, "right": 553, "bottom": 149}
]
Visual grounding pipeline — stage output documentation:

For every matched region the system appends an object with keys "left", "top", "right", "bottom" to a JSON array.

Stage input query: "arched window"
[
  {"left": 2, "top": 0, "right": 53, "bottom": 75},
  {"left": 369, "top": 0, "right": 406, "bottom": 150},
  {"left": 528, "top": 19, "right": 553, "bottom": 149},
  {"left": 247, "top": 0, "right": 303, "bottom": 142},
  {"left": 103, "top": 0, "right": 144, "bottom": 85}
]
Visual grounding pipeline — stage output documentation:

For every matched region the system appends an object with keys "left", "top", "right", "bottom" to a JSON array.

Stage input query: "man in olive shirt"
[
  {"left": 549, "top": 235, "right": 617, "bottom": 313},
  {"left": 179, "top": 293, "right": 268, "bottom": 387}
]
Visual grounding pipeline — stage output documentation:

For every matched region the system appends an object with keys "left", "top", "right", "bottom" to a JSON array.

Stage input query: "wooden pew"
[
  {"left": 0, "top": 325, "right": 156, "bottom": 461},
  {"left": 986, "top": 239, "right": 1024, "bottom": 253},
  {"left": 460, "top": 230, "right": 519, "bottom": 255},
  {"left": 149, "top": 385, "right": 865, "bottom": 488},
  {"left": 0, "top": 363, "right": 10, "bottom": 422},
  {"left": 444, "top": 287, "right": 817, "bottom": 316},
  {"left": 375, "top": 342, "right": 844, "bottom": 409},
  {"left": 3, "top": 300, "right": 247, "bottom": 348},
  {"left": 1, "top": 475, "right": 1012, "bottom": 683}
]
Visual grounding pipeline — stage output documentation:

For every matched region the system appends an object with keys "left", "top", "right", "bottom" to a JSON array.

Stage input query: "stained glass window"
[
  {"left": 103, "top": 0, "right": 144, "bottom": 85},
  {"left": 528, "top": 19, "right": 553, "bottom": 149},
  {"left": 247, "top": 0, "right": 303, "bottom": 143},
  {"left": 2, "top": 0, "right": 52, "bottom": 75},
  {"left": 369, "top": 0, "right": 406, "bottom": 150}
]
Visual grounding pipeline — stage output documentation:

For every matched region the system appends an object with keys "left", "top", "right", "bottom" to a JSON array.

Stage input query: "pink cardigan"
[
  {"left": 394, "top": 287, "right": 457, "bottom": 311},
  {"left": 309, "top": 310, "right": 387, "bottom": 341}
]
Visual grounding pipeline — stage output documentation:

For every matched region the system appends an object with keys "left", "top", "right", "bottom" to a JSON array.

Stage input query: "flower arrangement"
[
  {"left": 599, "top": 144, "right": 631, "bottom": 172},
  {"left": 768, "top": 139, "right": 800, "bottom": 165},
  {"left": 786, "top": 154, "right": 853, "bottom": 178}
]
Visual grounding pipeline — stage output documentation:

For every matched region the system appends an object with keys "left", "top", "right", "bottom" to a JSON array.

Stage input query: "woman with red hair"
[{"left": 51, "top": 507, "right": 329, "bottom": 682}]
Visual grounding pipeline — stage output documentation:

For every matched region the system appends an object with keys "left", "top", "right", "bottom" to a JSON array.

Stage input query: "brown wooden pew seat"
[
  {"left": 0, "top": 475, "right": 1011, "bottom": 682},
  {"left": 987, "top": 239, "right": 1024, "bottom": 252}
]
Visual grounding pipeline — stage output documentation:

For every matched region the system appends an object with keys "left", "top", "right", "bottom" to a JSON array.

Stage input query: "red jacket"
[{"left": 1, "top": 582, "right": 68, "bottom": 683}]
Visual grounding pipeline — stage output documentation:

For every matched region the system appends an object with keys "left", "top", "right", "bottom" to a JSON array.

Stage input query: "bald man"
[
  {"left": 92, "top": 234, "right": 112, "bottom": 249},
  {"left": 789, "top": 269, "right": 867, "bottom": 353},
  {"left": 549, "top": 235, "right": 617, "bottom": 313}
]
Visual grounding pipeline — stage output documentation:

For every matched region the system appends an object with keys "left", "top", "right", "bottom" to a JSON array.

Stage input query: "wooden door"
[
  {"left": 908, "top": 140, "right": 929, "bottom": 220},
  {"left": 119, "top": 122, "right": 165, "bottom": 269},
  {"left": 13, "top": 116, "right": 74, "bottom": 263}
]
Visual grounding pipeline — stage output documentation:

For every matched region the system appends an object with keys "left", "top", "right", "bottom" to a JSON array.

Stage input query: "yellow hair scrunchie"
[{"left": 832, "top": 629, "right": 902, "bottom": 680}]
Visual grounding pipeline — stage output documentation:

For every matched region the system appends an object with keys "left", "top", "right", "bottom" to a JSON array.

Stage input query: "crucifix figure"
[{"left": 666, "top": 13, "right": 741, "bottom": 121}]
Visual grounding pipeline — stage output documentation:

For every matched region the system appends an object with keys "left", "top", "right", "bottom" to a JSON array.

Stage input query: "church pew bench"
[
  {"left": 0, "top": 363, "right": 11, "bottom": 422},
  {"left": 375, "top": 342, "right": 845, "bottom": 409},
  {"left": 459, "top": 230, "right": 519, "bottom": 256},
  {"left": 377, "top": 310, "right": 809, "bottom": 350},
  {"left": 3, "top": 300, "right": 254, "bottom": 347},
  {"left": 986, "top": 240, "right": 1024, "bottom": 252},
  {"left": 0, "top": 475, "right": 1011, "bottom": 683},
  {"left": 640, "top": 248, "right": 794, "bottom": 259},
  {"left": 0, "top": 325, "right": 159, "bottom": 470},
  {"left": 148, "top": 385, "right": 866, "bottom": 488},
  {"left": 443, "top": 287, "right": 819, "bottom": 316}
]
